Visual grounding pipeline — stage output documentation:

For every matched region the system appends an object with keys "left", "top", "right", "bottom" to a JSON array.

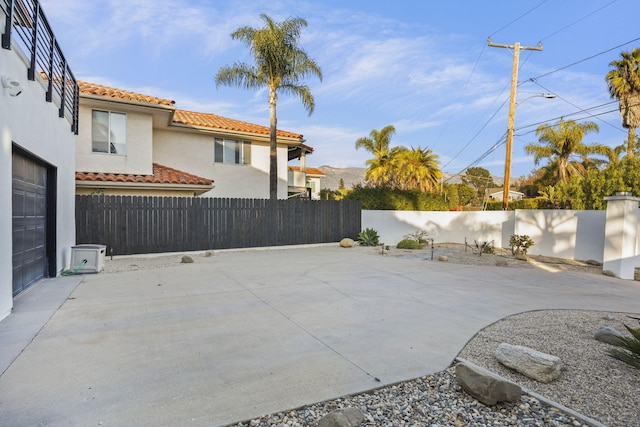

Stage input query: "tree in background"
[
  {"left": 216, "top": 14, "right": 322, "bottom": 200},
  {"left": 355, "top": 125, "right": 401, "bottom": 187},
  {"left": 524, "top": 119, "right": 611, "bottom": 183},
  {"left": 393, "top": 147, "right": 442, "bottom": 192},
  {"left": 606, "top": 47, "right": 640, "bottom": 158},
  {"left": 462, "top": 167, "right": 495, "bottom": 205}
]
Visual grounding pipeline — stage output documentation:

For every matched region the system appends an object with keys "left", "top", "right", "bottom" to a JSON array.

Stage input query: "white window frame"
[
  {"left": 92, "top": 110, "right": 127, "bottom": 154},
  {"left": 214, "top": 138, "right": 251, "bottom": 165}
]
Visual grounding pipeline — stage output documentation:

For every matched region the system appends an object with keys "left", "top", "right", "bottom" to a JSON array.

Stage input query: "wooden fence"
[{"left": 76, "top": 196, "right": 361, "bottom": 256}]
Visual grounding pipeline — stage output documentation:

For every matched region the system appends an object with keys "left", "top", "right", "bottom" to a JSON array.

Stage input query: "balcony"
[{"left": 1, "top": 0, "right": 78, "bottom": 134}]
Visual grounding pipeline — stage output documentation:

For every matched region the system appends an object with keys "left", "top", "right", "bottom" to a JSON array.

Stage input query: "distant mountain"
[
  {"left": 317, "top": 166, "right": 366, "bottom": 190},
  {"left": 317, "top": 165, "right": 502, "bottom": 190}
]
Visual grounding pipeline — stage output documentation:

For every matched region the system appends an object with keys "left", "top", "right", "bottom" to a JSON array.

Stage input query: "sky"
[{"left": 41, "top": 0, "right": 640, "bottom": 180}]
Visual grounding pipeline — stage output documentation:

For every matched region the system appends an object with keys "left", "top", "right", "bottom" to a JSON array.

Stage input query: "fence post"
[{"left": 602, "top": 192, "right": 640, "bottom": 280}]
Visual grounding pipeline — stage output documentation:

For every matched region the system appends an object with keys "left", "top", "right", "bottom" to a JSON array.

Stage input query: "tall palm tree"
[
  {"left": 355, "top": 125, "right": 400, "bottom": 187},
  {"left": 216, "top": 14, "right": 322, "bottom": 200},
  {"left": 606, "top": 47, "right": 640, "bottom": 158},
  {"left": 393, "top": 147, "right": 442, "bottom": 192},
  {"left": 525, "top": 119, "right": 611, "bottom": 183}
]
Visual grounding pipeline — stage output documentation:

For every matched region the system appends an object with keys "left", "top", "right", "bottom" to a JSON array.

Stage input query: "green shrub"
[
  {"left": 608, "top": 319, "right": 640, "bottom": 369},
  {"left": 509, "top": 234, "right": 534, "bottom": 255},
  {"left": 357, "top": 227, "right": 380, "bottom": 246},
  {"left": 485, "top": 197, "right": 548, "bottom": 210},
  {"left": 344, "top": 185, "right": 449, "bottom": 211},
  {"left": 396, "top": 239, "right": 423, "bottom": 249}
]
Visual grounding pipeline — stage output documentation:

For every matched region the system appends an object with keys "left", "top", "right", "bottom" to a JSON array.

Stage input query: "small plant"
[
  {"left": 607, "top": 318, "right": 640, "bottom": 369},
  {"left": 357, "top": 228, "right": 380, "bottom": 246},
  {"left": 403, "top": 230, "right": 432, "bottom": 244},
  {"left": 473, "top": 240, "right": 494, "bottom": 257},
  {"left": 509, "top": 234, "right": 534, "bottom": 255},
  {"left": 397, "top": 239, "right": 423, "bottom": 250}
]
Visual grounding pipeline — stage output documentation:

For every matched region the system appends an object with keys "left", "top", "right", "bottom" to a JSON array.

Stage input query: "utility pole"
[{"left": 487, "top": 38, "right": 542, "bottom": 210}]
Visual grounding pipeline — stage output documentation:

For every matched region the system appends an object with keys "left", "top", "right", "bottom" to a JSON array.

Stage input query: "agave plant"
[
  {"left": 608, "top": 318, "right": 640, "bottom": 369},
  {"left": 357, "top": 228, "right": 380, "bottom": 246}
]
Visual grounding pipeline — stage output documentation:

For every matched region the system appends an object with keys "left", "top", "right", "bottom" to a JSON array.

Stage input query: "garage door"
[{"left": 12, "top": 153, "right": 48, "bottom": 297}]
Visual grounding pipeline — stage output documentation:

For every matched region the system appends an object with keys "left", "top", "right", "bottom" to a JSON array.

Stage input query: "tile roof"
[
  {"left": 173, "top": 109, "right": 303, "bottom": 139},
  {"left": 78, "top": 81, "right": 175, "bottom": 106},
  {"left": 289, "top": 166, "right": 325, "bottom": 176},
  {"left": 76, "top": 163, "right": 213, "bottom": 186}
]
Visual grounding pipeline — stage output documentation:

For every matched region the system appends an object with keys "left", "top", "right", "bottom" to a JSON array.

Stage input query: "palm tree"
[
  {"left": 355, "top": 125, "right": 400, "bottom": 187},
  {"left": 525, "top": 119, "right": 611, "bottom": 183},
  {"left": 393, "top": 147, "right": 442, "bottom": 192},
  {"left": 216, "top": 14, "right": 322, "bottom": 200},
  {"left": 606, "top": 47, "right": 640, "bottom": 158}
]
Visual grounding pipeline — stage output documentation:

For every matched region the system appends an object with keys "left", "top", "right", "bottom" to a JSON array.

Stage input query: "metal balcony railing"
[{"left": 1, "top": 0, "right": 78, "bottom": 134}]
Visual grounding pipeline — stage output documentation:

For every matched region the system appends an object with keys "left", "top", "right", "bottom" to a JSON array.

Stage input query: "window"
[
  {"left": 214, "top": 138, "right": 251, "bottom": 164},
  {"left": 92, "top": 110, "right": 126, "bottom": 154}
]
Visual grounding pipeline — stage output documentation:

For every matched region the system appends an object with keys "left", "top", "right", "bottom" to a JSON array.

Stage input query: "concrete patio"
[{"left": 1, "top": 245, "right": 639, "bottom": 426}]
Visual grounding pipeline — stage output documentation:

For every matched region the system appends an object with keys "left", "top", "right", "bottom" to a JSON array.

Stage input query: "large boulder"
[
  {"left": 340, "top": 238, "right": 355, "bottom": 248},
  {"left": 455, "top": 362, "right": 522, "bottom": 405},
  {"left": 594, "top": 326, "right": 623, "bottom": 345},
  {"left": 495, "top": 343, "right": 562, "bottom": 383},
  {"left": 317, "top": 408, "right": 364, "bottom": 427}
]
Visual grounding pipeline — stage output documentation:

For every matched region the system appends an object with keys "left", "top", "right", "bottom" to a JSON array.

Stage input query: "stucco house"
[
  {"left": 486, "top": 188, "right": 525, "bottom": 202},
  {"left": 288, "top": 166, "right": 325, "bottom": 200},
  {"left": 1, "top": 1, "right": 78, "bottom": 321},
  {"left": 75, "top": 81, "right": 316, "bottom": 199}
]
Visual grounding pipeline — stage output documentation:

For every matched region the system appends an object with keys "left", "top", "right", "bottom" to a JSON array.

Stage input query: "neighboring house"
[
  {"left": 75, "top": 81, "right": 314, "bottom": 199},
  {"left": 486, "top": 188, "right": 525, "bottom": 202},
  {"left": 1, "top": 1, "right": 79, "bottom": 321},
  {"left": 288, "top": 166, "right": 325, "bottom": 200}
]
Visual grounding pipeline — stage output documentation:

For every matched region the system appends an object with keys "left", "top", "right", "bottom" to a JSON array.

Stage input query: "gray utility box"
[{"left": 70, "top": 244, "right": 106, "bottom": 273}]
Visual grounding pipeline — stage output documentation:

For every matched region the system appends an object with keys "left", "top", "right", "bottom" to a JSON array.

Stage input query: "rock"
[
  {"left": 340, "top": 238, "right": 355, "bottom": 248},
  {"left": 602, "top": 270, "right": 615, "bottom": 277},
  {"left": 495, "top": 259, "right": 508, "bottom": 267},
  {"left": 594, "top": 326, "right": 623, "bottom": 345},
  {"left": 181, "top": 255, "right": 194, "bottom": 264},
  {"left": 602, "top": 314, "right": 615, "bottom": 321},
  {"left": 455, "top": 362, "right": 522, "bottom": 405},
  {"left": 204, "top": 250, "right": 214, "bottom": 257},
  {"left": 586, "top": 259, "right": 602, "bottom": 266},
  {"left": 438, "top": 255, "right": 448, "bottom": 262},
  {"left": 515, "top": 254, "right": 529, "bottom": 262},
  {"left": 317, "top": 407, "right": 364, "bottom": 427},
  {"left": 495, "top": 343, "right": 562, "bottom": 383}
]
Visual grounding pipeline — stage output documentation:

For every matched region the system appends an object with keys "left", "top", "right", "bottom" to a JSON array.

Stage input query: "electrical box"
[{"left": 70, "top": 244, "right": 106, "bottom": 273}]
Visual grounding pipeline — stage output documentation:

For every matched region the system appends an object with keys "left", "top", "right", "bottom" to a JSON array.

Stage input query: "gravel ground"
[{"left": 102, "top": 245, "right": 638, "bottom": 426}]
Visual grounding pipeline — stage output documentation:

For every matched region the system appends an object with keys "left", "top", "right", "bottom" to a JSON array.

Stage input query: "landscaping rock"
[
  {"left": 594, "top": 326, "right": 623, "bottom": 345},
  {"left": 515, "top": 254, "right": 529, "bottom": 262},
  {"left": 495, "top": 259, "right": 508, "bottom": 267},
  {"left": 317, "top": 407, "right": 364, "bottom": 427},
  {"left": 204, "top": 250, "right": 214, "bottom": 257},
  {"left": 438, "top": 255, "right": 448, "bottom": 262},
  {"left": 495, "top": 343, "right": 562, "bottom": 383},
  {"left": 586, "top": 259, "right": 602, "bottom": 266},
  {"left": 602, "top": 270, "right": 615, "bottom": 277},
  {"left": 340, "top": 238, "right": 355, "bottom": 248},
  {"left": 181, "top": 255, "right": 194, "bottom": 264},
  {"left": 455, "top": 361, "right": 522, "bottom": 405}
]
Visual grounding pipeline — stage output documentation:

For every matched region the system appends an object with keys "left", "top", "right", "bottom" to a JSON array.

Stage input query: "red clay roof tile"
[
  {"left": 173, "top": 109, "right": 302, "bottom": 139},
  {"left": 76, "top": 163, "right": 213, "bottom": 186},
  {"left": 289, "top": 166, "right": 325, "bottom": 176},
  {"left": 78, "top": 81, "right": 175, "bottom": 106}
]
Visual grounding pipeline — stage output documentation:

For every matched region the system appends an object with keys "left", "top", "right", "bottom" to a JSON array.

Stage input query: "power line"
[
  {"left": 525, "top": 36, "right": 640, "bottom": 82},
  {"left": 538, "top": 0, "right": 617, "bottom": 42},
  {"left": 489, "top": 0, "right": 548, "bottom": 37}
]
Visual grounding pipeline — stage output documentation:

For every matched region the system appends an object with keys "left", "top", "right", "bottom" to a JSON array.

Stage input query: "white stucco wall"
[
  {"left": 76, "top": 103, "right": 153, "bottom": 175},
  {"left": 362, "top": 209, "right": 607, "bottom": 261},
  {"left": 153, "top": 129, "right": 289, "bottom": 199},
  {"left": 514, "top": 210, "right": 605, "bottom": 262},
  {"left": 0, "top": 44, "right": 77, "bottom": 321},
  {"left": 363, "top": 210, "right": 514, "bottom": 248}
]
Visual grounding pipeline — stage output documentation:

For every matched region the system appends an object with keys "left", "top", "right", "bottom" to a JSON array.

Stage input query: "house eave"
[
  {"left": 76, "top": 180, "right": 214, "bottom": 193},
  {"left": 80, "top": 93, "right": 177, "bottom": 112},
  {"left": 168, "top": 122, "right": 304, "bottom": 144}
]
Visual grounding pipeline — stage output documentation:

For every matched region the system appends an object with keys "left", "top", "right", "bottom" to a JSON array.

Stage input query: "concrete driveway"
[{"left": 1, "top": 245, "right": 639, "bottom": 426}]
